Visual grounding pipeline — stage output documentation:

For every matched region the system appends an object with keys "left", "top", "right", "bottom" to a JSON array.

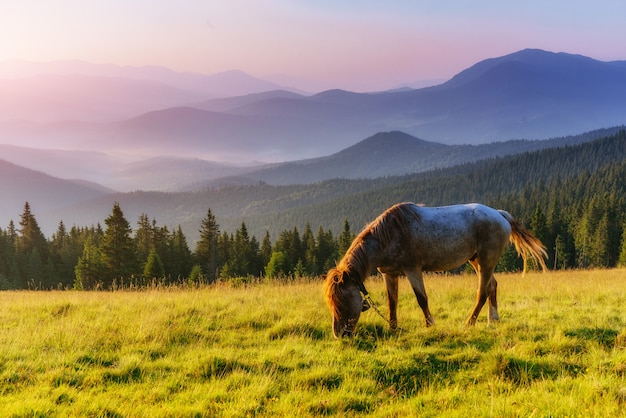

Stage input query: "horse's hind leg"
[
  {"left": 382, "top": 273, "right": 399, "bottom": 329},
  {"left": 405, "top": 268, "right": 435, "bottom": 327},
  {"left": 467, "top": 260, "right": 499, "bottom": 325},
  {"left": 488, "top": 276, "right": 499, "bottom": 322}
]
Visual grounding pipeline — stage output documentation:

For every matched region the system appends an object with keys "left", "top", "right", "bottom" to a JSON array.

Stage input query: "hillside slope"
[
  {"left": 0, "top": 160, "right": 114, "bottom": 228},
  {"left": 201, "top": 127, "right": 624, "bottom": 186},
  {"left": 45, "top": 130, "right": 626, "bottom": 243}
]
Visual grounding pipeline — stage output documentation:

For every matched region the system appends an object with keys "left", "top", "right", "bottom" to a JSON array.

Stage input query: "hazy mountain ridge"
[
  {"left": 3, "top": 49, "right": 626, "bottom": 161},
  {"left": 0, "top": 144, "right": 259, "bottom": 192},
  {"left": 200, "top": 127, "right": 625, "bottom": 186},
  {"left": 0, "top": 159, "right": 114, "bottom": 228},
  {"left": 0, "top": 74, "right": 207, "bottom": 123},
  {"left": 4, "top": 48, "right": 626, "bottom": 238},
  {"left": 0, "top": 60, "right": 292, "bottom": 97},
  {"left": 1, "top": 127, "right": 622, "bottom": 196},
  {"left": 4, "top": 127, "right": 625, "bottom": 242},
  {"left": 38, "top": 128, "right": 626, "bottom": 244}
]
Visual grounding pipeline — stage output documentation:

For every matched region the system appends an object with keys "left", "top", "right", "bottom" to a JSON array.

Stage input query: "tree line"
[
  {"left": 3, "top": 130, "right": 626, "bottom": 289},
  {"left": 0, "top": 202, "right": 357, "bottom": 290}
]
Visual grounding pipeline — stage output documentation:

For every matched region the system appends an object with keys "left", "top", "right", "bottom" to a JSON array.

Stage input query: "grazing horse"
[{"left": 324, "top": 202, "right": 547, "bottom": 338}]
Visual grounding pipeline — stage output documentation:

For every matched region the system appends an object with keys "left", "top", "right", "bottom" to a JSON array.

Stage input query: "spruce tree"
[
  {"left": 316, "top": 226, "right": 337, "bottom": 272},
  {"left": 302, "top": 223, "right": 317, "bottom": 275},
  {"left": 169, "top": 226, "right": 193, "bottom": 281},
  {"left": 195, "top": 209, "right": 220, "bottom": 282},
  {"left": 74, "top": 236, "right": 106, "bottom": 290},
  {"left": 260, "top": 231, "right": 272, "bottom": 270},
  {"left": 101, "top": 202, "right": 136, "bottom": 287},
  {"left": 619, "top": 222, "right": 626, "bottom": 267},
  {"left": 143, "top": 247, "right": 165, "bottom": 280},
  {"left": 135, "top": 213, "right": 153, "bottom": 268},
  {"left": 338, "top": 219, "right": 354, "bottom": 257},
  {"left": 17, "top": 202, "right": 49, "bottom": 287}
]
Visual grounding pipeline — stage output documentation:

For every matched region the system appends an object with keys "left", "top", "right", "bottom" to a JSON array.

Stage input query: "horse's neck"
[{"left": 342, "top": 236, "right": 377, "bottom": 280}]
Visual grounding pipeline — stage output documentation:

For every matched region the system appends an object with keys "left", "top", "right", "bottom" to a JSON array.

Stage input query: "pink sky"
[{"left": 2, "top": 1, "right": 626, "bottom": 92}]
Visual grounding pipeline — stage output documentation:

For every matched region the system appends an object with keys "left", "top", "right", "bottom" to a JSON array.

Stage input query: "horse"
[{"left": 323, "top": 202, "right": 547, "bottom": 338}]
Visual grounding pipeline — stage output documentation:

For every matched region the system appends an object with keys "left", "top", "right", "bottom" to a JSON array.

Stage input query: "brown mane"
[{"left": 324, "top": 203, "right": 419, "bottom": 318}]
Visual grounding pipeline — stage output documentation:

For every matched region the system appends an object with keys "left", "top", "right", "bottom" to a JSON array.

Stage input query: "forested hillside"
[
  {"left": 233, "top": 129, "right": 626, "bottom": 234},
  {"left": 211, "top": 127, "right": 624, "bottom": 186},
  {"left": 2, "top": 130, "right": 626, "bottom": 289},
  {"left": 229, "top": 129, "right": 626, "bottom": 269}
]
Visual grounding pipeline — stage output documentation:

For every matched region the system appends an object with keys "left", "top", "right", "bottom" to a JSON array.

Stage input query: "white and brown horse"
[{"left": 324, "top": 202, "right": 547, "bottom": 338}]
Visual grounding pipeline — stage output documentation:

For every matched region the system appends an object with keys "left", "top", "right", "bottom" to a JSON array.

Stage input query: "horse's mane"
[{"left": 324, "top": 203, "right": 419, "bottom": 317}]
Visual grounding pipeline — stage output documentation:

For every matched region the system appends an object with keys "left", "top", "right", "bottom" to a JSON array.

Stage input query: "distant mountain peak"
[
  {"left": 335, "top": 131, "right": 446, "bottom": 157},
  {"left": 443, "top": 48, "right": 607, "bottom": 88}
]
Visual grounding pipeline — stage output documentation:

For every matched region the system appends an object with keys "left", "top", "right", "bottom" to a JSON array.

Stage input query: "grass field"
[{"left": 1, "top": 269, "right": 626, "bottom": 417}]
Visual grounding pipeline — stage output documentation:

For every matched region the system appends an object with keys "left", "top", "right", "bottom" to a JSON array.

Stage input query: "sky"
[{"left": 2, "top": 1, "right": 626, "bottom": 92}]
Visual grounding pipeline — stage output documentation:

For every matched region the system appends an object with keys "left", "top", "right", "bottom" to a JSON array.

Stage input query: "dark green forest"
[{"left": 2, "top": 130, "right": 626, "bottom": 289}]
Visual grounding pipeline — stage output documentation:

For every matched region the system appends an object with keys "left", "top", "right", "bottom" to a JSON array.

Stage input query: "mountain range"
[
  {"left": 3, "top": 48, "right": 626, "bottom": 239},
  {"left": 2, "top": 49, "right": 626, "bottom": 162},
  {"left": 1, "top": 126, "right": 623, "bottom": 240}
]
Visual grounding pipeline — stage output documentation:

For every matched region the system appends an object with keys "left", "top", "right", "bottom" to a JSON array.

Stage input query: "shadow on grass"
[
  {"left": 308, "top": 397, "right": 372, "bottom": 416},
  {"left": 492, "top": 353, "right": 584, "bottom": 386},
  {"left": 564, "top": 327, "right": 619, "bottom": 350},
  {"left": 371, "top": 351, "right": 480, "bottom": 397},
  {"left": 350, "top": 322, "right": 398, "bottom": 351},
  {"left": 198, "top": 357, "right": 251, "bottom": 380},
  {"left": 268, "top": 323, "right": 327, "bottom": 341}
]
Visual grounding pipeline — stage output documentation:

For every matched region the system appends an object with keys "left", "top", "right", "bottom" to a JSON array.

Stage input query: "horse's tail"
[{"left": 498, "top": 210, "right": 548, "bottom": 273}]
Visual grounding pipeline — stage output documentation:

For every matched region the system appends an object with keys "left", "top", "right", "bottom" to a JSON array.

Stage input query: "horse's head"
[{"left": 323, "top": 268, "right": 366, "bottom": 338}]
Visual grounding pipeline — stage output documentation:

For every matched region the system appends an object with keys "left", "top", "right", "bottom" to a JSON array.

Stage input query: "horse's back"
[
  {"left": 417, "top": 203, "right": 508, "bottom": 231},
  {"left": 416, "top": 203, "right": 511, "bottom": 255}
]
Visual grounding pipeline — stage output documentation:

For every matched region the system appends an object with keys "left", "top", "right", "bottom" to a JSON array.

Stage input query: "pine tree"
[
  {"left": 274, "top": 227, "right": 302, "bottom": 275},
  {"left": 18, "top": 202, "right": 48, "bottom": 258},
  {"left": 49, "top": 220, "right": 75, "bottom": 288},
  {"left": 17, "top": 202, "right": 49, "bottom": 287},
  {"left": 260, "top": 231, "right": 272, "bottom": 270},
  {"left": 229, "top": 222, "right": 251, "bottom": 278},
  {"left": 316, "top": 226, "right": 337, "bottom": 272},
  {"left": 338, "top": 219, "right": 354, "bottom": 257},
  {"left": 143, "top": 247, "right": 165, "bottom": 280},
  {"left": 0, "top": 224, "right": 19, "bottom": 289},
  {"left": 265, "top": 251, "right": 288, "bottom": 279},
  {"left": 619, "top": 221, "right": 626, "bottom": 267},
  {"left": 5, "top": 221, "right": 19, "bottom": 287},
  {"left": 74, "top": 236, "right": 106, "bottom": 290},
  {"left": 530, "top": 205, "right": 549, "bottom": 270},
  {"left": 217, "top": 231, "right": 232, "bottom": 279},
  {"left": 135, "top": 213, "right": 153, "bottom": 268},
  {"left": 101, "top": 202, "right": 136, "bottom": 287},
  {"left": 302, "top": 223, "right": 317, "bottom": 275},
  {"left": 168, "top": 226, "right": 193, "bottom": 281},
  {"left": 195, "top": 209, "right": 220, "bottom": 282}
]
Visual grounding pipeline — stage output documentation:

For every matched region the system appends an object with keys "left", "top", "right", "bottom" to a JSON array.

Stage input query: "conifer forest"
[{"left": 2, "top": 131, "right": 626, "bottom": 290}]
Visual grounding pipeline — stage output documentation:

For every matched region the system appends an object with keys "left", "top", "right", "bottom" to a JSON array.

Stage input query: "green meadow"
[{"left": 1, "top": 269, "right": 626, "bottom": 417}]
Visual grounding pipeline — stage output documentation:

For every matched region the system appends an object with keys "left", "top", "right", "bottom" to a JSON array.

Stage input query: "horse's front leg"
[
  {"left": 405, "top": 268, "right": 435, "bottom": 327},
  {"left": 382, "top": 273, "right": 399, "bottom": 329}
]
